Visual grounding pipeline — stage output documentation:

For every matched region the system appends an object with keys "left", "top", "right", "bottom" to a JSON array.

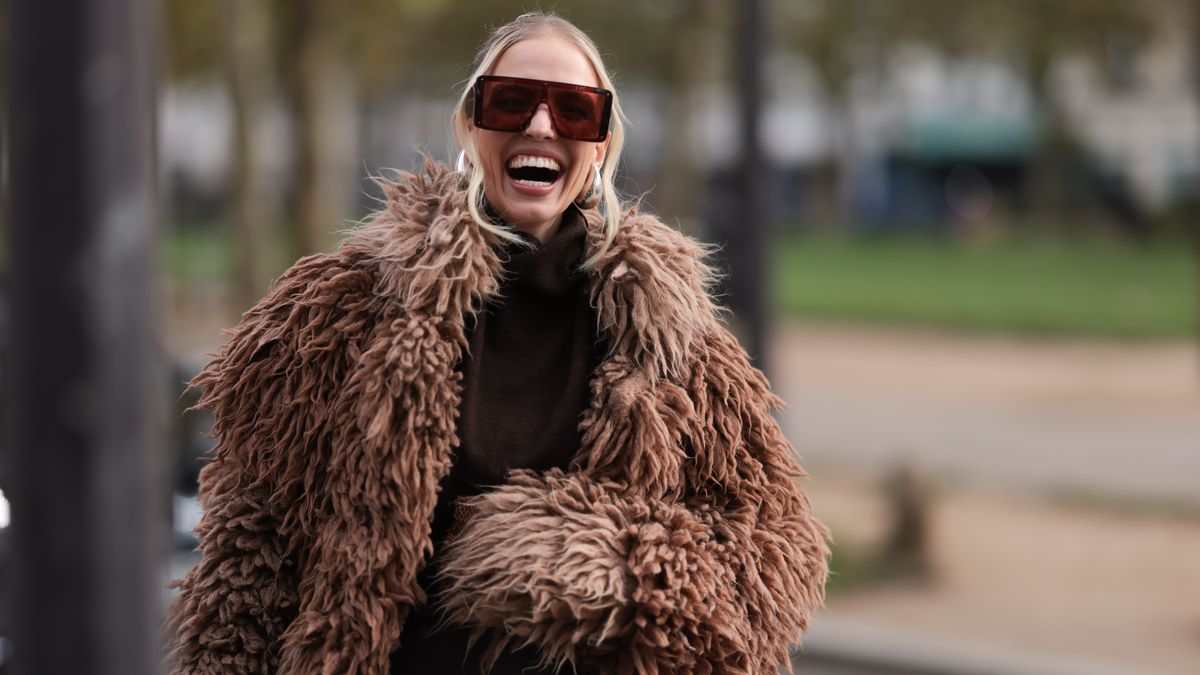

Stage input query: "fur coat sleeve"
[
  {"left": 165, "top": 245, "right": 465, "bottom": 674},
  {"left": 434, "top": 328, "right": 830, "bottom": 675},
  {"left": 163, "top": 256, "right": 342, "bottom": 674}
]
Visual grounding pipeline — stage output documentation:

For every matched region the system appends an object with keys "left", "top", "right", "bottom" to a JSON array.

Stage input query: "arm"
[
  {"left": 165, "top": 457, "right": 298, "bottom": 674},
  {"left": 435, "top": 330, "right": 831, "bottom": 675},
  {"left": 165, "top": 254, "right": 392, "bottom": 674}
]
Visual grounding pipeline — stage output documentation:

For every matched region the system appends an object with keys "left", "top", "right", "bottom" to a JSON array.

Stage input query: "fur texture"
[{"left": 165, "top": 159, "right": 831, "bottom": 674}]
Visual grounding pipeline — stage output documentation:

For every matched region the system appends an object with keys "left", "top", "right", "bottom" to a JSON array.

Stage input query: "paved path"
[
  {"left": 770, "top": 322, "right": 1200, "bottom": 504},
  {"left": 793, "top": 616, "right": 1158, "bottom": 675},
  {"left": 802, "top": 474, "right": 1200, "bottom": 675}
]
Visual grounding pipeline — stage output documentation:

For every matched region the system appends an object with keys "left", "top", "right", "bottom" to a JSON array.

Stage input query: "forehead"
[{"left": 490, "top": 34, "right": 601, "bottom": 88}]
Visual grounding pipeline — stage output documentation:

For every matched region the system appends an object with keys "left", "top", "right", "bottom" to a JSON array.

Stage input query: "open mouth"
[{"left": 506, "top": 154, "right": 562, "bottom": 187}]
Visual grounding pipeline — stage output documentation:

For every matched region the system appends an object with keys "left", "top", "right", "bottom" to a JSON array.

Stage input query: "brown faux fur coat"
[{"left": 166, "top": 160, "right": 831, "bottom": 675}]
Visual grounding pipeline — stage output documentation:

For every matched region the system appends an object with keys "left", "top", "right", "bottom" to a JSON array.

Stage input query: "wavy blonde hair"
[{"left": 451, "top": 12, "right": 627, "bottom": 268}]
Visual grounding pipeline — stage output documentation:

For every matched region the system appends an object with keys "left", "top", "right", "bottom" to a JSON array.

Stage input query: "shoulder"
[
  {"left": 195, "top": 159, "right": 494, "bottom": 406},
  {"left": 192, "top": 250, "right": 381, "bottom": 421},
  {"left": 341, "top": 159, "right": 504, "bottom": 318},
  {"left": 241, "top": 158, "right": 498, "bottom": 327},
  {"left": 588, "top": 205, "right": 782, "bottom": 419},
  {"left": 587, "top": 205, "right": 728, "bottom": 381}
]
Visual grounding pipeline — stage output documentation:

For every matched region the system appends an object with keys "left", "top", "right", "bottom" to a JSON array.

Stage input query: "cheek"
[
  {"left": 470, "top": 132, "right": 507, "bottom": 185},
  {"left": 569, "top": 148, "right": 597, "bottom": 188}
]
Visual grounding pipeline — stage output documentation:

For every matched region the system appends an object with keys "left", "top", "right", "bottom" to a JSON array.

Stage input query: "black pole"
[
  {"left": 5, "top": 0, "right": 163, "bottom": 673},
  {"left": 733, "top": 0, "right": 769, "bottom": 372}
]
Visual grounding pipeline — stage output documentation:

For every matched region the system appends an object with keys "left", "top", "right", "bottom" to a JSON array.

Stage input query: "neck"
[
  {"left": 484, "top": 200, "right": 573, "bottom": 245},
  {"left": 512, "top": 215, "right": 563, "bottom": 244}
]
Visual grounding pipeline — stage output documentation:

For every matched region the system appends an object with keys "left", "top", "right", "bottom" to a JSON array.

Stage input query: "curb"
[{"left": 792, "top": 618, "right": 1162, "bottom": 675}]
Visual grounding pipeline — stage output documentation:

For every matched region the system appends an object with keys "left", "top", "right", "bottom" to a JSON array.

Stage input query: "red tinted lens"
[
  {"left": 478, "top": 80, "right": 541, "bottom": 131},
  {"left": 475, "top": 77, "right": 611, "bottom": 141},
  {"left": 546, "top": 87, "right": 608, "bottom": 141}
]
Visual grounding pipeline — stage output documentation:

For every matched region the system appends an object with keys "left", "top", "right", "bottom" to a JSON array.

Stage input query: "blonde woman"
[{"left": 167, "top": 12, "right": 829, "bottom": 675}]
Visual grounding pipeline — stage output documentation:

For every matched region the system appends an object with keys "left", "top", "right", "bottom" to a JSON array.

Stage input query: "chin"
[
  {"left": 503, "top": 200, "right": 565, "bottom": 226},
  {"left": 489, "top": 178, "right": 571, "bottom": 228}
]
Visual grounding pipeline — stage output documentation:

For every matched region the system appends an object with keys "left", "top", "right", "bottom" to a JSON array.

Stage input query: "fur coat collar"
[{"left": 167, "top": 160, "right": 830, "bottom": 675}]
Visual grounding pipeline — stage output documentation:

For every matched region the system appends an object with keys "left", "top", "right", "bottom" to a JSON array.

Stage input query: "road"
[{"left": 771, "top": 322, "right": 1200, "bottom": 505}]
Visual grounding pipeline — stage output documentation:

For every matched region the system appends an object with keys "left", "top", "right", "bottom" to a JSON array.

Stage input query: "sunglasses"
[{"left": 472, "top": 75, "right": 613, "bottom": 142}]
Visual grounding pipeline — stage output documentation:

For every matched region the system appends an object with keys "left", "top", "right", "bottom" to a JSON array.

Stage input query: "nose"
[{"left": 524, "top": 103, "right": 556, "bottom": 140}]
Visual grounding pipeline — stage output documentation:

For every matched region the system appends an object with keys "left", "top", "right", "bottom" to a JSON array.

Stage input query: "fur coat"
[{"left": 165, "top": 160, "right": 831, "bottom": 675}]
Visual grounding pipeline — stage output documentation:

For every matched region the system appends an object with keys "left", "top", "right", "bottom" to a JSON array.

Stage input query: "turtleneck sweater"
[{"left": 390, "top": 205, "right": 602, "bottom": 675}]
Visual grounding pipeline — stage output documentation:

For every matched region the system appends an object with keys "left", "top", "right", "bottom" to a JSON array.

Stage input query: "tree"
[
  {"left": 222, "top": 0, "right": 275, "bottom": 310},
  {"left": 167, "top": 0, "right": 279, "bottom": 309},
  {"left": 912, "top": 0, "right": 1152, "bottom": 225},
  {"left": 275, "top": 0, "right": 477, "bottom": 256},
  {"left": 778, "top": 0, "right": 1153, "bottom": 226},
  {"left": 778, "top": 1, "right": 900, "bottom": 218},
  {"left": 652, "top": 0, "right": 726, "bottom": 230},
  {"left": 569, "top": 1, "right": 732, "bottom": 226},
  {"left": 277, "top": 0, "right": 340, "bottom": 256}
]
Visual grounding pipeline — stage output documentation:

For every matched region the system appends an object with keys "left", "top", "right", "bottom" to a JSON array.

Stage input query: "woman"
[{"left": 167, "top": 12, "right": 829, "bottom": 675}]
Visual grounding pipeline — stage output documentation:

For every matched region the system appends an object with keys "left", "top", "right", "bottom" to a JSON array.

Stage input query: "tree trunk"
[
  {"left": 291, "top": 0, "right": 338, "bottom": 256},
  {"left": 223, "top": 0, "right": 273, "bottom": 311},
  {"left": 1028, "top": 78, "right": 1075, "bottom": 233},
  {"left": 830, "top": 90, "right": 858, "bottom": 227},
  {"left": 656, "top": 0, "right": 720, "bottom": 235}
]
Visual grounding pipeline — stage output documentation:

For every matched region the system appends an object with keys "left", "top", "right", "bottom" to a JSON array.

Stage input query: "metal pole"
[
  {"left": 5, "top": 0, "right": 163, "bottom": 673},
  {"left": 733, "top": 0, "right": 769, "bottom": 372}
]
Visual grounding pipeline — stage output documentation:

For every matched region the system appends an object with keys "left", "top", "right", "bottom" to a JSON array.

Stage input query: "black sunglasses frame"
[{"left": 471, "top": 75, "right": 613, "bottom": 143}]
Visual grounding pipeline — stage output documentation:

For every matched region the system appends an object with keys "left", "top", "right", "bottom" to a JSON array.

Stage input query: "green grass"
[
  {"left": 163, "top": 224, "right": 1196, "bottom": 340},
  {"left": 162, "top": 225, "right": 295, "bottom": 285},
  {"left": 163, "top": 226, "right": 234, "bottom": 283},
  {"left": 772, "top": 233, "right": 1197, "bottom": 339},
  {"left": 823, "top": 541, "right": 876, "bottom": 596}
]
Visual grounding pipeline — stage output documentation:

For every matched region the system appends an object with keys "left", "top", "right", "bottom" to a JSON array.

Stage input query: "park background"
[{"left": 3, "top": 0, "right": 1200, "bottom": 673}]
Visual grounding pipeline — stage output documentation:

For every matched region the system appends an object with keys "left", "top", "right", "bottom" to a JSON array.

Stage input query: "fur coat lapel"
[
  {"left": 353, "top": 158, "right": 722, "bottom": 382},
  {"left": 166, "top": 159, "right": 829, "bottom": 675}
]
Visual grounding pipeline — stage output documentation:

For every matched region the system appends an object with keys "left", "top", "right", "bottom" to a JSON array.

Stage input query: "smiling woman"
[
  {"left": 454, "top": 22, "right": 623, "bottom": 247},
  {"left": 165, "top": 11, "right": 830, "bottom": 675}
]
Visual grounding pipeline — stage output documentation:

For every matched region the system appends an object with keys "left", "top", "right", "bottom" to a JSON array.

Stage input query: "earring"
[
  {"left": 574, "top": 163, "right": 603, "bottom": 209},
  {"left": 455, "top": 150, "right": 468, "bottom": 173}
]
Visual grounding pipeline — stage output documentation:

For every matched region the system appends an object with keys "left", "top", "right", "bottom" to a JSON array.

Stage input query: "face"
[{"left": 469, "top": 34, "right": 610, "bottom": 242}]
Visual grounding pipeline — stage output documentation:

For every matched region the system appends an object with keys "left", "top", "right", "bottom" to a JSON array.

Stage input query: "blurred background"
[{"left": 3, "top": 0, "right": 1199, "bottom": 673}]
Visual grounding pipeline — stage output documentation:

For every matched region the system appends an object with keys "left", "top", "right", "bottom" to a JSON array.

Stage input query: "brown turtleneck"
[{"left": 391, "top": 206, "right": 602, "bottom": 674}]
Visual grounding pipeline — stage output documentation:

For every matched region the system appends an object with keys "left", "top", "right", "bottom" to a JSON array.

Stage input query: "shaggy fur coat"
[{"left": 166, "top": 160, "right": 831, "bottom": 675}]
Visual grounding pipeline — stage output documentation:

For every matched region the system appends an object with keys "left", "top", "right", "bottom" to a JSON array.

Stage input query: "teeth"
[
  {"left": 507, "top": 155, "right": 561, "bottom": 171},
  {"left": 513, "top": 178, "right": 553, "bottom": 187}
]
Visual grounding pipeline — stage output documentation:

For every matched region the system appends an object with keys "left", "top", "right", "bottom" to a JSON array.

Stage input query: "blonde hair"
[{"left": 451, "top": 12, "right": 627, "bottom": 268}]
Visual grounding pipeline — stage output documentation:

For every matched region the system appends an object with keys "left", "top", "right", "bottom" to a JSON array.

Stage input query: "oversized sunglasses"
[{"left": 472, "top": 75, "right": 613, "bottom": 142}]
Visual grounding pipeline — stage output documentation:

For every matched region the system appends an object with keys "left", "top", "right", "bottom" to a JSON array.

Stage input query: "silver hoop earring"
[
  {"left": 574, "top": 163, "right": 603, "bottom": 209},
  {"left": 455, "top": 150, "right": 468, "bottom": 174}
]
